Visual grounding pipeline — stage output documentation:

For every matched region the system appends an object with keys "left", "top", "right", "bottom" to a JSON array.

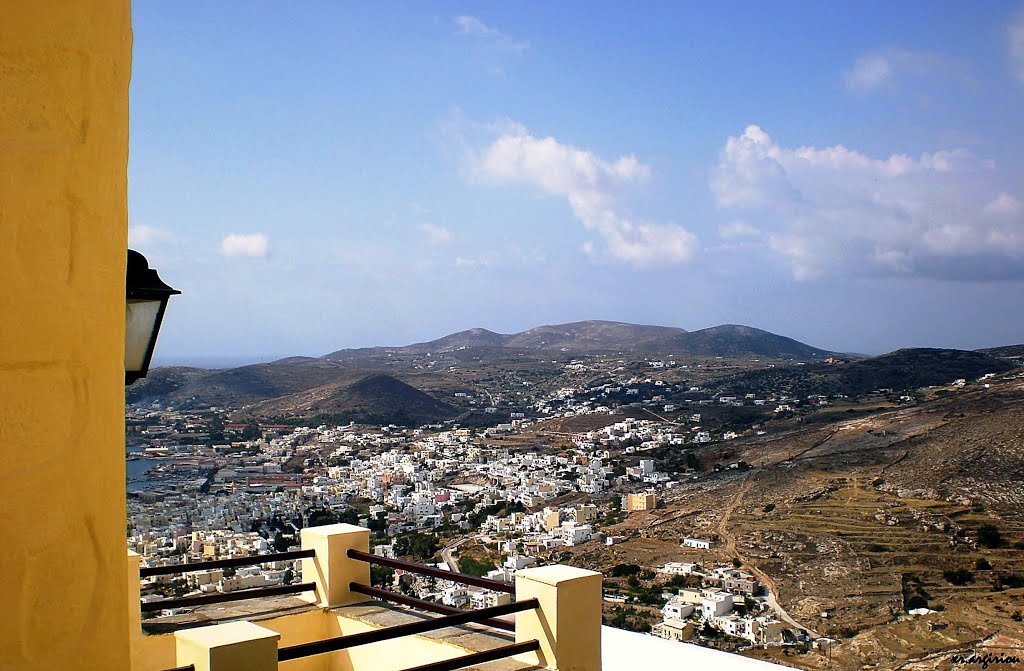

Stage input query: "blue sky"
[{"left": 129, "top": 2, "right": 1024, "bottom": 363}]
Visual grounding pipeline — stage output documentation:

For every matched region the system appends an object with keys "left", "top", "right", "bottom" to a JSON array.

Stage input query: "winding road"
[
  {"left": 716, "top": 472, "right": 820, "bottom": 638},
  {"left": 440, "top": 534, "right": 484, "bottom": 573}
]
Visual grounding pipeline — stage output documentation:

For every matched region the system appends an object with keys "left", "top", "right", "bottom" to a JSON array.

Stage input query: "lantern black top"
[
  {"left": 127, "top": 249, "right": 181, "bottom": 300},
  {"left": 125, "top": 250, "right": 180, "bottom": 386}
]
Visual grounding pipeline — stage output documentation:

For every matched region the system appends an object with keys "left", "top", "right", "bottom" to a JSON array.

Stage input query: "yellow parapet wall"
[{"left": 0, "top": 2, "right": 132, "bottom": 670}]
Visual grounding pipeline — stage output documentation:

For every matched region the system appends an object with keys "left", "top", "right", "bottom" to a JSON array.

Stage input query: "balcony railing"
[
  {"left": 141, "top": 582, "right": 316, "bottom": 613},
  {"left": 139, "top": 548, "right": 314, "bottom": 578},
  {"left": 136, "top": 524, "right": 603, "bottom": 671},
  {"left": 275, "top": 542, "right": 536, "bottom": 666},
  {"left": 346, "top": 547, "right": 516, "bottom": 593},
  {"left": 349, "top": 582, "right": 515, "bottom": 632},
  {"left": 277, "top": 598, "right": 539, "bottom": 662},
  {"left": 139, "top": 549, "right": 316, "bottom": 613}
]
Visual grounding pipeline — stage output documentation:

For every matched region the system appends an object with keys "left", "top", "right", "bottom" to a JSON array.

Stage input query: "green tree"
[
  {"left": 905, "top": 595, "right": 928, "bottom": 610},
  {"left": 666, "top": 574, "right": 700, "bottom": 590},
  {"left": 943, "top": 568, "right": 973, "bottom": 585},
  {"left": 273, "top": 531, "right": 290, "bottom": 552},
  {"left": 977, "top": 525, "right": 1004, "bottom": 549},
  {"left": 458, "top": 556, "right": 497, "bottom": 577},
  {"left": 367, "top": 516, "right": 385, "bottom": 534},
  {"left": 610, "top": 564, "right": 641, "bottom": 577},
  {"left": 241, "top": 418, "right": 261, "bottom": 441},
  {"left": 395, "top": 533, "right": 439, "bottom": 561},
  {"left": 307, "top": 508, "right": 338, "bottom": 527},
  {"left": 208, "top": 413, "right": 225, "bottom": 443},
  {"left": 371, "top": 566, "right": 395, "bottom": 587},
  {"left": 685, "top": 452, "right": 701, "bottom": 471}
]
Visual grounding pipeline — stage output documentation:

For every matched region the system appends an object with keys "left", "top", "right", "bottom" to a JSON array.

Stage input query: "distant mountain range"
[
  {"left": 325, "top": 320, "right": 835, "bottom": 360},
  {"left": 128, "top": 320, "right": 1021, "bottom": 426}
]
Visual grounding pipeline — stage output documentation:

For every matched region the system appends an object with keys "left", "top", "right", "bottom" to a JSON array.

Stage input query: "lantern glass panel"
[{"left": 125, "top": 298, "right": 161, "bottom": 373}]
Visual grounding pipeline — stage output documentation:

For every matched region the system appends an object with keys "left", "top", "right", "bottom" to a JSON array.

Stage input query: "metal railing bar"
[
  {"left": 349, "top": 582, "right": 515, "bottom": 632},
  {"left": 346, "top": 549, "right": 515, "bottom": 594},
  {"left": 140, "top": 582, "right": 316, "bottom": 613},
  {"left": 398, "top": 640, "right": 540, "bottom": 671},
  {"left": 140, "top": 549, "right": 315, "bottom": 578},
  {"left": 277, "top": 598, "right": 539, "bottom": 661}
]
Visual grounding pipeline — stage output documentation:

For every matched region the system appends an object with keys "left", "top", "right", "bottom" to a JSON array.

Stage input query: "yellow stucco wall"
[{"left": 0, "top": 2, "right": 132, "bottom": 670}]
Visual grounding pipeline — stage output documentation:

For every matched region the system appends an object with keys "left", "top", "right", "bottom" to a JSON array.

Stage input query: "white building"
[
  {"left": 470, "top": 590, "right": 512, "bottom": 609},
  {"left": 700, "top": 591, "right": 734, "bottom": 619},
  {"left": 660, "top": 562, "right": 699, "bottom": 576},
  {"left": 662, "top": 599, "right": 695, "bottom": 620},
  {"left": 562, "top": 522, "right": 594, "bottom": 546},
  {"left": 683, "top": 537, "right": 711, "bottom": 550},
  {"left": 441, "top": 586, "right": 469, "bottom": 607},
  {"left": 504, "top": 555, "right": 535, "bottom": 571}
]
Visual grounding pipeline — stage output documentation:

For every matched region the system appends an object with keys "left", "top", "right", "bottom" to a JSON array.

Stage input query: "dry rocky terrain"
[{"left": 556, "top": 374, "right": 1024, "bottom": 670}]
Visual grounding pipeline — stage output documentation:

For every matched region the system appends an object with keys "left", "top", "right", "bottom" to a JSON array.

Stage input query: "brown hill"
[
  {"left": 323, "top": 320, "right": 833, "bottom": 359},
  {"left": 979, "top": 343, "right": 1024, "bottom": 364},
  {"left": 127, "top": 357, "right": 350, "bottom": 408},
  {"left": 632, "top": 374, "right": 1024, "bottom": 670},
  {"left": 247, "top": 373, "right": 458, "bottom": 426},
  {"left": 323, "top": 320, "right": 691, "bottom": 356},
  {"left": 665, "top": 324, "right": 832, "bottom": 359},
  {"left": 713, "top": 347, "right": 1016, "bottom": 398},
  {"left": 504, "top": 320, "right": 688, "bottom": 351}
]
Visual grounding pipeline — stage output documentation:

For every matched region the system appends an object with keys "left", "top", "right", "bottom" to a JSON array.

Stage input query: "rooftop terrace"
[{"left": 129, "top": 523, "right": 790, "bottom": 671}]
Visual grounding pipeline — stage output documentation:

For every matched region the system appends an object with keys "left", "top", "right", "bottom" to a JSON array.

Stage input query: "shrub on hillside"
[{"left": 943, "top": 569, "right": 973, "bottom": 586}]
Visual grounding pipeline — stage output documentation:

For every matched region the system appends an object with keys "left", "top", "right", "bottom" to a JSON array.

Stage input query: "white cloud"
[
  {"left": 1011, "top": 11, "right": 1024, "bottom": 84},
  {"left": 221, "top": 233, "right": 269, "bottom": 258},
  {"left": 454, "top": 15, "right": 527, "bottom": 53},
  {"left": 711, "top": 125, "right": 1024, "bottom": 280},
  {"left": 844, "top": 48, "right": 966, "bottom": 93},
  {"left": 471, "top": 125, "right": 698, "bottom": 267},
  {"left": 719, "top": 220, "right": 761, "bottom": 239},
  {"left": 416, "top": 223, "right": 453, "bottom": 244},
  {"left": 129, "top": 225, "right": 174, "bottom": 247},
  {"left": 454, "top": 256, "right": 487, "bottom": 268},
  {"left": 845, "top": 53, "right": 894, "bottom": 91},
  {"left": 984, "top": 192, "right": 1023, "bottom": 218}
]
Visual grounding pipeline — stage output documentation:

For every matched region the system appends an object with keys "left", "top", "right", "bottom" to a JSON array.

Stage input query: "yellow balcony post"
[
  {"left": 299, "top": 523, "right": 371, "bottom": 607},
  {"left": 127, "top": 550, "right": 144, "bottom": 666},
  {"left": 174, "top": 621, "right": 280, "bottom": 671},
  {"left": 515, "top": 565, "right": 603, "bottom": 671}
]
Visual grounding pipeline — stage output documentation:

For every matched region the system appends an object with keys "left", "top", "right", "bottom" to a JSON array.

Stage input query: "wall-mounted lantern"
[{"left": 125, "top": 249, "right": 180, "bottom": 385}]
